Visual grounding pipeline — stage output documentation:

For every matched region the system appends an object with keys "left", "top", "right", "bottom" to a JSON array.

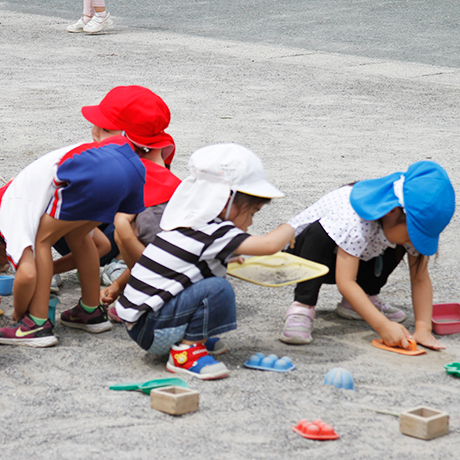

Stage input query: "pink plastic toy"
[
  {"left": 293, "top": 419, "right": 339, "bottom": 440},
  {"left": 432, "top": 303, "right": 460, "bottom": 335}
]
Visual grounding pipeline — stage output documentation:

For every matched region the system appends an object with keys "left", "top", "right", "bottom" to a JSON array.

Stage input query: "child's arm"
[
  {"left": 335, "top": 248, "right": 412, "bottom": 348},
  {"left": 233, "top": 223, "right": 295, "bottom": 256},
  {"left": 409, "top": 254, "right": 444, "bottom": 350},
  {"left": 114, "top": 213, "right": 145, "bottom": 268}
]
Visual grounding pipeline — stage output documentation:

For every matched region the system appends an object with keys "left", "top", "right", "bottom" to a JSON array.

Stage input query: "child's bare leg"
[
  {"left": 12, "top": 247, "right": 36, "bottom": 321},
  {"left": 0, "top": 241, "right": 9, "bottom": 272},
  {"left": 60, "top": 223, "right": 112, "bottom": 334},
  {"left": 53, "top": 228, "right": 111, "bottom": 275},
  {"left": 65, "top": 227, "right": 101, "bottom": 307},
  {"left": 29, "top": 215, "right": 97, "bottom": 319}
]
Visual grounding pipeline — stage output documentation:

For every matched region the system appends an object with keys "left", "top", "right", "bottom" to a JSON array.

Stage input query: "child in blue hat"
[{"left": 280, "top": 161, "right": 455, "bottom": 350}]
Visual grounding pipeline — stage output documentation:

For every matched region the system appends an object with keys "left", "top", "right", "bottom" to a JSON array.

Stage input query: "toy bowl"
[
  {"left": 324, "top": 367, "right": 354, "bottom": 390},
  {"left": 432, "top": 303, "right": 460, "bottom": 335},
  {"left": 0, "top": 275, "right": 14, "bottom": 295}
]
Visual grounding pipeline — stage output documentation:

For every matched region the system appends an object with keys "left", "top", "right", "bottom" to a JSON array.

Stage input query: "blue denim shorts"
[{"left": 127, "top": 277, "right": 237, "bottom": 355}]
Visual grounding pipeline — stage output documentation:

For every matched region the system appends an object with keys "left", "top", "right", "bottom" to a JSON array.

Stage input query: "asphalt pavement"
[{"left": 3, "top": 0, "right": 460, "bottom": 68}]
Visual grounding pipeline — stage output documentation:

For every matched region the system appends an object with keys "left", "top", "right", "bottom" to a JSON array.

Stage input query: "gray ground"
[{"left": 1, "top": 2, "right": 460, "bottom": 459}]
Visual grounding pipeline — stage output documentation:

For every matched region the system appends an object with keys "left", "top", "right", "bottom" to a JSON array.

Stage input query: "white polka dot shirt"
[{"left": 288, "top": 186, "right": 417, "bottom": 261}]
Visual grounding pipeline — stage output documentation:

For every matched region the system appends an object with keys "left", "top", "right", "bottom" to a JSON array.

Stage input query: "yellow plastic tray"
[{"left": 227, "top": 252, "right": 329, "bottom": 287}]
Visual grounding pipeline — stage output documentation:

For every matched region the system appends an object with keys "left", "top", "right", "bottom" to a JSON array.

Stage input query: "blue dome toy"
[{"left": 324, "top": 367, "right": 354, "bottom": 390}]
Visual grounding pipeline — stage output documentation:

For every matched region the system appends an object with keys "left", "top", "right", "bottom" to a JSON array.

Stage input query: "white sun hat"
[{"left": 160, "top": 143, "right": 284, "bottom": 230}]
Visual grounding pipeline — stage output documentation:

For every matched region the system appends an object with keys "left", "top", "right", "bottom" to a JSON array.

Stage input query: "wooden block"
[
  {"left": 399, "top": 406, "right": 449, "bottom": 440},
  {"left": 150, "top": 386, "right": 199, "bottom": 415}
]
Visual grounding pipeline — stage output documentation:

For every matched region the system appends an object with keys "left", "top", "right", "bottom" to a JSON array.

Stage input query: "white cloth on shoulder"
[{"left": 0, "top": 143, "right": 82, "bottom": 267}]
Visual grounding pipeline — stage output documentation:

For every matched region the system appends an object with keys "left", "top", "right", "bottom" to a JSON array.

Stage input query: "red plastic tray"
[
  {"left": 432, "top": 303, "right": 460, "bottom": 335},
  {"left": 293, "top": 419, "right": 339, "bottom": 441}
]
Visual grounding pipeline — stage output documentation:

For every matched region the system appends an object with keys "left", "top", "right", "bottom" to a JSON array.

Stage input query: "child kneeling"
[{"left": 115, "top": 144, "right": 295, "bottom": 379}]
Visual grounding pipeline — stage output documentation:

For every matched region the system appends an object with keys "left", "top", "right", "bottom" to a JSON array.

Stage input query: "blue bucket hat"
[{"left": 350, "top": 161, "right": 455, "bottom": 256}]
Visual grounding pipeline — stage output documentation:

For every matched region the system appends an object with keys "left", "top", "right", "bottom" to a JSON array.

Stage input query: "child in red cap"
[{"left": 0, "top": 86, "right": 175, "bottom": 347}]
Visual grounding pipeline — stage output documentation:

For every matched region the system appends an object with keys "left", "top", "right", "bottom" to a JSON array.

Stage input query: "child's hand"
[
  {"left": 412, "top": 329, "right": 445, "bottom": 350},
  {"left": 378, "top": 321, "right": 412, "bottom": 349},
  {"left": 228, "top": 255, "right": 245, "bottom": 265},
  {"left": 100, "top": 283, "right": 122, "bottom": 305}
]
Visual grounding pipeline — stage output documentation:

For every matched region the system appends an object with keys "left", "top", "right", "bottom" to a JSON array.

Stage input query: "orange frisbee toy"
[{"left": 371, "top": 337, "right": 426, "bottom": 356}]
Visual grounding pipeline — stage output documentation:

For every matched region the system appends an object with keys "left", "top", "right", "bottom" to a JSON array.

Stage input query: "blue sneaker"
[
  {"left": 204, "top": 337, "right": 229, "bottom": 355},
  {"left": 166, "top": 343, "right": 229, "bottom": 380}
]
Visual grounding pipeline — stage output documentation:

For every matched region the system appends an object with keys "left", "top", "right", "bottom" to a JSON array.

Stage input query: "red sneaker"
[
  {"left": 107, "top": 305, "right": 122, "bottom": 323},
  {"left": 0, "top": 313, "right": 58, "bottom": 347},
  {"left": 60, "top": 301, "right": 112, "bottom": 333},
  {"left": 166, "top": 343, "right": 229, "bottom": 380}
]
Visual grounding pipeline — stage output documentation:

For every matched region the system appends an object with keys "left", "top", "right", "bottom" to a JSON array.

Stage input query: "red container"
[{"left": 432, "top": 303, "right": 460, "bottom": 335}]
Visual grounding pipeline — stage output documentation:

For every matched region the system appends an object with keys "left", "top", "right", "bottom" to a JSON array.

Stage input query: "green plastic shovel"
[{"left": 109, "top": 377, "right": 189, "bottom": 395}]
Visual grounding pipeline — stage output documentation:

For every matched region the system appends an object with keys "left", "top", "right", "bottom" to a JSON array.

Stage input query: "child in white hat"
[
  {"left": 116, "top": 143, "right": 295, "bottom": 380},
  {"left": 280, "top": 161, "right": 455, "bottom": 350}
]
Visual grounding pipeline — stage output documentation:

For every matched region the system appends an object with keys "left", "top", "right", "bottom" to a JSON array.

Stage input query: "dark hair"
[
  {"left": 379, "top": 208, "right": 428, "bottom": 273},
  {"left": 232, "top": 191, "right": 271, "bottom": 212}
]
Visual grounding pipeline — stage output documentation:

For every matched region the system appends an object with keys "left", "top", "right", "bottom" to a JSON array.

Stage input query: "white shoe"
[
  {"left": 336, "top": 295, "right": 407, "bottom": 323},
  {"left": 67, "top": 17, "right": 86, "bottom": 33},
  {"left": 83, "top": 13, "right": 113, "bottom": 34},
  {"left": 100, "top": 258, "right": 127, "bottom": 286},
  {"left": 50, "top": 274, "right": 62, "bottom": 294},
  {"left": 279, "top": 301, "right": 315, "bottom": 345}
]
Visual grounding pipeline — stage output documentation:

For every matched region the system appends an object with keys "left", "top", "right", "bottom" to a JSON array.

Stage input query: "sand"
[{"left": 1, "top": 4, "right": 460, "bottom": 459}]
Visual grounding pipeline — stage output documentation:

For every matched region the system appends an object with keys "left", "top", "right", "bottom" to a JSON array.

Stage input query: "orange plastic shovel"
[{"left": 371, "top": 337, "right": 426, "bottom": 356}]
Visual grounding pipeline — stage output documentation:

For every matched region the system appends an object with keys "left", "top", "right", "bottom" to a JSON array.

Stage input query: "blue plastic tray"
[{"left": 244, "top": 353, "right": 296, "bottom": 373}]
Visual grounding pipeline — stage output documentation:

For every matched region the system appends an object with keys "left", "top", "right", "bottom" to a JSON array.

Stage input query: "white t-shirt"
[
  {"left": 288, "top": 185, "right": 417, "bottom": 261},
  {"left": 0, "top": 143, "right": 82, "bottom": 267}
]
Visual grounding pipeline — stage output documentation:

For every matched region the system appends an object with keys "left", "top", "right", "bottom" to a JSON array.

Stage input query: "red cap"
[{"left": 81, "top": 86, "right": 175, "bottom": 162}]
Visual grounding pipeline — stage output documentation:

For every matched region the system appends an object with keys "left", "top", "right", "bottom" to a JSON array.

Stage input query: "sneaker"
[
  {"left": 100, "top": 258, "right": 127, "bottom": 286},
  {"left": 83, "top": 12, "right": 113, "bottom": 34},
  {"left": 279, "top": 301, "right": 315, "bottom": 345},
  {"left": 0, "top": 313, "right": 58, "bottom": 347},
  {"left": 67, "top": 17, "right": 87, "bottom": 33},
  {"left": 336, "top": 295, "right": 407, "bottom": 323},
  {"left": 50, "top": 274, "right": 62, "bottom": 294},
  {"left": 60, "top": 301, "right": 113, "bottom": 333},
  {"left": 166, "top": 343, "right": 229, "bottom": 380},
  {"left": 204, "top": 337, "right": 229, "bottom": 355},
  {"left": 107, "top": 305, "right": 122, "bottom": 323}
]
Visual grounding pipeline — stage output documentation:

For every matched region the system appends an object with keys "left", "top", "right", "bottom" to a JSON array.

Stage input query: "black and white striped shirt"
[{"left": 116, "top": 219, "right": 250, "bottom": 322}]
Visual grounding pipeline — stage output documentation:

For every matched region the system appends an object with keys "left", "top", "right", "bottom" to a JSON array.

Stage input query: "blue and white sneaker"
[{"left": 204, "top": 337, "right": 229, "bottom": 355}]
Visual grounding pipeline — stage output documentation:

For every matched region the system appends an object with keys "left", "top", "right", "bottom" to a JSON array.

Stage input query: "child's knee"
[
  {"left": 204, "top": 278, "right": 235, "bottom": 303},
  {"left": 16, "top": 264, "right": 36, "bottom": 286}
]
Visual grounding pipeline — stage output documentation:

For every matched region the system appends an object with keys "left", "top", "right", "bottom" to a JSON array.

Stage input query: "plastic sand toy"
[
  {"left": 244, "top": 353, "right": 296, "bottom": 372},
  {"left": 110, "top": 377, "right": 189, "bottom": 394},
  {"left": 0, "top": 275, "right": 14, "bottom": 295},
  {"left": 444, "top": 362, "right": 460, "bottom": 377},
  {"left": 371, "top": 338, "right": 426, "bottom": 356},
  {"left": 432, "top": 303, "right": 460, "bottom": 335},
  {"left": 323, "top": 367, "right": 354, "bottom": 390},
  {"left": 227, "top": 252, "right": 328, "bottom": 287},
  {"left": 293, "top": 419, "right": 339, "bottom": 440}
]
